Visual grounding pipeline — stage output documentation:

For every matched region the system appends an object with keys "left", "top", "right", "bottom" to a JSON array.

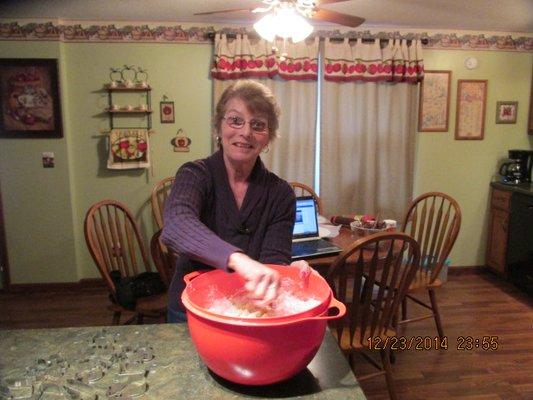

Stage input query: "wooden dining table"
[
  {"left": 306, "top": 226, "right": 395, "bottom": 272},
  {"left": 306, "top": 226, "right": 361, "bottom": 269}
]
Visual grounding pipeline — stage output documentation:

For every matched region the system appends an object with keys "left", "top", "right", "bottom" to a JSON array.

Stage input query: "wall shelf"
[
  {"left": 105, "top": 109, "right": 153, "bottom": 114},
  {"left": 104, "top": 84, "right": 152, "bottom": 130},
  {"left": 104, "top": 84, "right": 152, "bottom": 92}
]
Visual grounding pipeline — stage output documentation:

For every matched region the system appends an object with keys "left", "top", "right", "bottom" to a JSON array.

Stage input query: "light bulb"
[
  {"left": 287, "top": 14, "right": 313, "bottom": 42},
  {"left": 253, "top": 14, "right": 276, "bottom": 42},
  {"left": 273, "top": 8, "right": 313, "bottom": 42},
  {"left": 253, "top": 6, "right": 314, "bottom": 43}
]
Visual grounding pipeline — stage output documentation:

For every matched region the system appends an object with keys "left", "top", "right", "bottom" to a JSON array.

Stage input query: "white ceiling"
[{"left": 1, "top": 0, "right": 532, "bottom": 33}]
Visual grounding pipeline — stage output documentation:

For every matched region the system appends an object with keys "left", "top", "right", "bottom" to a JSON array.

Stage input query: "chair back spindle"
[
  {"left": 150, "top": 229, "right": 176, "bottom": 288},
  {"left": 151, "top": 177, "right": 175, "bottom": 230},
  {"left": 326, "top": 232, "right": 420, "bottom": 349}
]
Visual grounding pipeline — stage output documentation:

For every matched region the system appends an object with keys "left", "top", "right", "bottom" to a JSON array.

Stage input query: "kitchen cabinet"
[
  {"left": 486, "top": 187, "right": 511, "bottom": 276},
  {"left": 486, "top": 183, "right": 533, "bottom": 295}
]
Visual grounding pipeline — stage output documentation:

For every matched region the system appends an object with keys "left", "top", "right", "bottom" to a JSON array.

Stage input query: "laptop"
[{"left": 291, "top": 196, "right": 342, "bottom": 260}]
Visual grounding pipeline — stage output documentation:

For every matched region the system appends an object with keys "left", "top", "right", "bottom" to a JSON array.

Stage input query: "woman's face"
[{"left": 219, "top": 97, "right": 270, "bottom": 167}]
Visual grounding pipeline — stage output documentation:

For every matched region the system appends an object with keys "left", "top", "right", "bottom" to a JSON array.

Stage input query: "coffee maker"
[{"left": 508, "top": 149, "right": 533, "bottom": 183}]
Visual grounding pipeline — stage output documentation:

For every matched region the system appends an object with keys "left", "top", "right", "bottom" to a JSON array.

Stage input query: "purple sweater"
[{"left": 161, "top": 150, "right": 295, "bottom": 313}]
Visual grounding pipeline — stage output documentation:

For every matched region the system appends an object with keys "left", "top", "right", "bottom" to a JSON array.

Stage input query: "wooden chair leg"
[
  {"left": 428, "top": 288, "right": 444, "bottom": 338},
  {"left": 112, "top": 311, "right": 121, "bottom": 325},
  {"left": 380, "top": 348, "right": 398, "bottom": 400},
  {"left": 401, "top": 297, "right": 407, "bottom": 321},
  {"left": 389, "top": 350, "right": 396, "bottom": 364}
]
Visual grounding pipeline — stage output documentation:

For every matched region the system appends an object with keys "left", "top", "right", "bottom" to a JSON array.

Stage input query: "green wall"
[
  {"left": 0, "top": 41, "right": 77, "bottom": 283},
  {"left": 0, "top": 41, "right": 213, "bottom": 283},
  {"left": 0, "top": 39, "right": 532, "bottom": 283},
  {"left": 415, "top": 50, "right": 533, "bottom": 266}
]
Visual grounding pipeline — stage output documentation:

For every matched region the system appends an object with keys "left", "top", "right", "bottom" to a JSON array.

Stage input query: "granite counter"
[{"left": 0, "top": 324, "right": 367, "bottom": 399}]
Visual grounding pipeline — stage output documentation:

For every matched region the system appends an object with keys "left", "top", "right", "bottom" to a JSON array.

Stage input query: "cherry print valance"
[
  {"left": 324, "top": 38, "right": 424, "bottom": 83},
  {"left": 211, "top": 34, "right": 319, "bottom": 81}
]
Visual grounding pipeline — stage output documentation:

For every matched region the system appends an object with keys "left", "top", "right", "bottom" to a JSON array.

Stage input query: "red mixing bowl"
[{"left": 181, "top": 264, "right": 346, "bottom": 385}]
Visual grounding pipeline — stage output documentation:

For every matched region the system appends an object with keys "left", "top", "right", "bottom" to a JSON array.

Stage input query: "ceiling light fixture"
[{"left": 253, "top": 1, "right": 314, "bottom": 43}]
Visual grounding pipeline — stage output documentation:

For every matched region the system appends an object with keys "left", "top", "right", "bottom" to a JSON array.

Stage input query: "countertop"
[
  {"left": 0, "top": 324, "right": 367, "bottom": 399},
  {"left": 491, "top": 181, "right": 533, "bottom": 197}
]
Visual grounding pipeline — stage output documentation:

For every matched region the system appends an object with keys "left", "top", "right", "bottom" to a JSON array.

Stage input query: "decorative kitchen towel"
[{"left": 107, "top": 128, "right": 150, "bottom": 169}]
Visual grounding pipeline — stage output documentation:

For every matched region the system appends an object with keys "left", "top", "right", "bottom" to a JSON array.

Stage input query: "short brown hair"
[{"left": 214, "top": 80, "right": 280, "bottom": 141}]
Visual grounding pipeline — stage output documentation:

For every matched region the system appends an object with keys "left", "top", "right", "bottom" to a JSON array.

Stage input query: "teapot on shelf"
[{"left": 499, "top": 158, "right": 524, "bottom": 185}]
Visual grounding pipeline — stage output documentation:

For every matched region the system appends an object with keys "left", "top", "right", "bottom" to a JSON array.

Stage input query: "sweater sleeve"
[
  {"left": 160, "top": 162, "right": 241, "bottom": 271},
  {"left": 258, "top": 181, "right": 295, "bottom": 265}
]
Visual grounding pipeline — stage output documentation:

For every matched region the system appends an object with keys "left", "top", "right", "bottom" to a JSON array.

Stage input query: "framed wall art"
[
  {"left": 495, "top": 101, "right": 518, "bottom": 124},
  {"left": 0, "top": 58, "right": 63, "bottom": 138},
  {"left": 160, "top": 101, "right": 175, "bottom": 124},
  {"left": 418, "top": 70, "right": 451, "bottom": 132},
  {"left": 455, "top": 79, "right": 488, "bottom": 140}
]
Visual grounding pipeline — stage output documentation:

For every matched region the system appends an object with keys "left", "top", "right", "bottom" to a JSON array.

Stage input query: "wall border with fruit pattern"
[{"left": 0, "top": 21, "right": 531, "bottom": 52}]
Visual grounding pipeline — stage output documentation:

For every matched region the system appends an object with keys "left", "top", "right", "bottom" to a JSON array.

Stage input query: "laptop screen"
[{"left": 293, "top": 196, "right": 319, "bottom": 239}]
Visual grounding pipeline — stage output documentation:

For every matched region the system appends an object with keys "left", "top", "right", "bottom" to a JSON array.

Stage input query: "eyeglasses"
[{"left": 223, "top": 115, "right": 268, "bottom": 135}]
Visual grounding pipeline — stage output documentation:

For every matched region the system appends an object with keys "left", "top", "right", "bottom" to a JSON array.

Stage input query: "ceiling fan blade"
[
  {"left": 311, "top": 9, "right": 365, "bottom": 27},
  {"left": 194, "top": 8, "right": 255, "bottom": 16}
]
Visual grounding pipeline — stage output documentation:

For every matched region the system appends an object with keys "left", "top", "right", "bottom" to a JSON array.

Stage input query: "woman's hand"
[
  {"left": 228, "top": 252, "right": 280, "bottom": 306},
  {"left": 290, "top": 260, "right": 316, "bottom": 290}
]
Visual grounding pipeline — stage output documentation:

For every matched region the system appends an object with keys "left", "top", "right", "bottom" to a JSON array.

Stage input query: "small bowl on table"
[{"left": 350, "top": 222, "right": 392, "bottom": 249}]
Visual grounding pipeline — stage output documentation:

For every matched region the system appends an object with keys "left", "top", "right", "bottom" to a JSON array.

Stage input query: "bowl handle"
[
  {"left": 274, "top": 297, "right": 346, "bottom": 326},
  {"left": 183, "top": 270, "right": 209, "bottom": 285},
  {"left": 309, "top": 297, "right": 346, "bottom": 321}
]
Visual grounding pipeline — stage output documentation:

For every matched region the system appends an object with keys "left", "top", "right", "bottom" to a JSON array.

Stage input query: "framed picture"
[
  {"left": 418, "top": 70, "right": 451, "bottom": 132},
  {"left": 495, "top": 101, "right": 518, "bottom": 124},
  {"left": 455, "top": 79, "right": 488, "bottom": 140},
  {"left": 160, "top": 101, "right": 175, "bottom": 124},
  {"left": 0, "top": 58, "right": 63, "bottom": 138}
]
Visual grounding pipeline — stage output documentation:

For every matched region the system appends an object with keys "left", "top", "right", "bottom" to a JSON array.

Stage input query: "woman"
[{"left": 161, "top": 80, "right": 309, "bottom": 323}]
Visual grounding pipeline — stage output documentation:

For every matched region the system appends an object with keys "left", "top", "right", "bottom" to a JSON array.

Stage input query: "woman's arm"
[{"left": 161, "top": 162, "right": 241, "bottom": 271}]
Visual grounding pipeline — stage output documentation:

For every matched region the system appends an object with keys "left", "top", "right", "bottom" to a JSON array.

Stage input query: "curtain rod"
[{"left": 205, "top": 32, "right": 429, "bottom": 45}]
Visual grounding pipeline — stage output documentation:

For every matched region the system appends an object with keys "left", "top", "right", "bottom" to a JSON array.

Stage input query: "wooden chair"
[
  {"left": 399, "top": 192, "right": 461, "bottom": 338},
  {"left": 84, "top": 199, "right": 167, "bottom": 325},
  {"left": 289, "top": 181, "right": 324, "bottom": 215},
  {"left": 150, "top": 229, "right": 176, "bottom": 288},
  {"left": 326, "top": 232, "right": 420, "bottom": 400},
  {"left": 151, "top": 177, "right": 175, "bottom": 230}
]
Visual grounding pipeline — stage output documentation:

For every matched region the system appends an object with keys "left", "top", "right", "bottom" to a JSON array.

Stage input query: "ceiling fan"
[{"left": 195, "top": 0, "right": 365, "bottom": 42}]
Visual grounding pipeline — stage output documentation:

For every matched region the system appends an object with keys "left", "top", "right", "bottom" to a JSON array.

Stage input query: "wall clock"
[{"left": 465, "top": 56, "right": 478, "bottom": 70}]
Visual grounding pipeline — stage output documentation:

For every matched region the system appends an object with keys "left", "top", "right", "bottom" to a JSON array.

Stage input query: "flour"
[{"left": 207, "top": 278, "right": 320, "bottom": 318}]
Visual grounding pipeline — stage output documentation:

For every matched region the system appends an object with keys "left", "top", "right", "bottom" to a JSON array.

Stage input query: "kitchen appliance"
[
  {"left": 508, "top": 149, "right": 533, "bottom": 183},
  {"left": 499, "top": 158, "right": 525, "bottom": 184},
  {"left": 181, "top": 265, "right": 345, "bottom": 385}
]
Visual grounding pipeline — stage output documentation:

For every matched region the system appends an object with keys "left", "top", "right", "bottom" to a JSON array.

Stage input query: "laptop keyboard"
[{"left": 292, "top": 239, "right": 339, "bottom": 254}]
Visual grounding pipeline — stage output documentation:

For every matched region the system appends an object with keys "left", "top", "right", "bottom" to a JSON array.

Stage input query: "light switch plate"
[{"left": 42, "top": 152, "right": 55, "bottom": 168}]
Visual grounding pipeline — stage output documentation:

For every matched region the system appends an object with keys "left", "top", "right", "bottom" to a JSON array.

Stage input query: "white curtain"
[
  {"left": 320, "top": 38, "right": 423, "bottom": 221},
  {"left": 212, "top": 34, "right": 318, "bottom": 186}
]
